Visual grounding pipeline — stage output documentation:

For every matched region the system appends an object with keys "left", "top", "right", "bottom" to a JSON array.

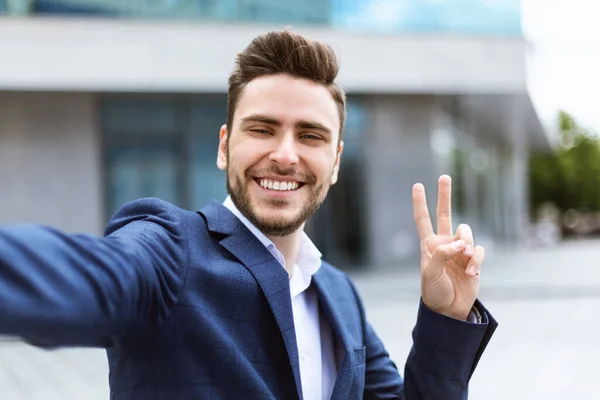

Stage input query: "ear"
[
  {"left": 217, "top": 124, "right": 228, "bottom": 171},
  {"left": 330, "top": 140, "right": 344, "bottom": 185}
]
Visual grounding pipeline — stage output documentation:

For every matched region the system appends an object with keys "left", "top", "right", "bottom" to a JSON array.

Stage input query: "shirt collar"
[{"left": 223, "top": 196, "right": 322, "bottom": 278}]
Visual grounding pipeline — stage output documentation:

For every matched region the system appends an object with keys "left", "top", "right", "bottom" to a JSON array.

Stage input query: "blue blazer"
[{"left": 0, "top": 198, "right": 497, "bottom": 399}]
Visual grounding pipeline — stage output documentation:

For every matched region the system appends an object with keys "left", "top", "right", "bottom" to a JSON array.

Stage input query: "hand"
[{"left": 412, "top": 175, "right": 484, "bottom": 321}]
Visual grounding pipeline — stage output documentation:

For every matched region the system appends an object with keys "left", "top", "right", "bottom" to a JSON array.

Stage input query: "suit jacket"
[{"left": 0, "top": 198, "right": 497, "bottom": 399}]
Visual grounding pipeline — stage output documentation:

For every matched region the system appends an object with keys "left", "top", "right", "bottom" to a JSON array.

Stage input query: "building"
[{"left": 0, "top": 0, "right": 550, "bottom": 269}]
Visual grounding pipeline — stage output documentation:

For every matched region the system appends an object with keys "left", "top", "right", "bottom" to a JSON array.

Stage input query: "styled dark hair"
[{"left": 227, "top": 30, "right": 346, "bottom": 140}]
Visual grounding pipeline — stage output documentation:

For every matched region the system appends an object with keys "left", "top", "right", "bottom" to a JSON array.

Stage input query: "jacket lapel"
[
  {"left": 313, "top": 268, "right": 358, "bottom": 400},
  {"left": 198, "top": 201, "right": 303, "bottom": 400}
]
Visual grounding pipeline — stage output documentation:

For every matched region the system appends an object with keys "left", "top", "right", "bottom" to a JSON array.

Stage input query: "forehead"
[{"left": 234, "top": 74, "right": 340, "bottom": 134}]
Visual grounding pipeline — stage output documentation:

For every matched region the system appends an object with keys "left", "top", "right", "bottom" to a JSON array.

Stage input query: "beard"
[{"left": 226, "top": 163, "right": 330, "bottom": 237}]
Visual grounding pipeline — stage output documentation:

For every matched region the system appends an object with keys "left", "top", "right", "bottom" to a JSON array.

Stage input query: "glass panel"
[
  {"left": 330, "top": 0, "right": 521, "bottom": 35},
  {"left": 102, "top": 99, "right": 179, "bottom": 136},
  {"left": 1, "top": 0, "right": 33, "bottom": 15},
  {"left": 25, "top": 0, "right": 522, "bottom": 36},
  {"left": 34, "top": 0, "right": 116, "bottom": 15},
  {"left": 188, "top": 98, "right": 228, "bottom": 210},
  {"left": 106, "top": 145, "right": 181, "bottom": 217},
  {"left": 31, "top": 0, "right": 330, "bottom": 22},
  {"left": 343, "top": 98, "right": 368, "bottom": 157},
  {"left": 307, "top": 96, "right": 368, "bottom": 268}
]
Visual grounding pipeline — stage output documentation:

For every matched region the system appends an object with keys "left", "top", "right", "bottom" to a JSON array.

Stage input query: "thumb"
[{"left": 422, "top": 240, "right": 466, "bottom": 282}]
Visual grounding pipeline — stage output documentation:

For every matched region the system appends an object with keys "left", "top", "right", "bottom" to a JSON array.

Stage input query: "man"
[{"left": 0, "top": 30, "right": 496, "bottom": 399}]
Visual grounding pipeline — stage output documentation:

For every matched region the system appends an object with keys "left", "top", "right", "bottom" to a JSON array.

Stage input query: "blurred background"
[{"left": 1, "top": 0, "right": 599, "bottom": 399}]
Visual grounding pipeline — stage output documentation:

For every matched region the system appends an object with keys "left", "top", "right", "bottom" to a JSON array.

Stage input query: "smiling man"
[{"left": 0, "top": 31, "right": 497, "bottom": 399}]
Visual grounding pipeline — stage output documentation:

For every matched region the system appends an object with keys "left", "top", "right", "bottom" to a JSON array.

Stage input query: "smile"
[{"left": 254, "top": 178, "right": 303, "bottom": 191}]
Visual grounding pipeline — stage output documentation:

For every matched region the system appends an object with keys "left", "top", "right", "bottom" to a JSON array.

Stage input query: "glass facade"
[
  {"left": 101, "top": 95, "right": 228, "bottom": 220},
  {"left": 305, "top": 97, "right": 369, "bottom": 267},
  {"left": 100, "top": 94, "right": 368, "bottom": 267},
  {"left": 1, "top": 0, "right": 522, "bottom": 36},
  {"left": 330, "top": 0, "right": 521, "bottom": 35}
]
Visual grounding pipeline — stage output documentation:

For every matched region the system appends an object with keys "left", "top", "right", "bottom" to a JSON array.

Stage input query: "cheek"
[
  {"left": 228, "top": 149, "right": 248, "bottom": 171},
  {"left": 313, "top": 160, "right": 336, "bottom": 183},
  {"left": 229, "top": 140, "right": 266, "bottom": 168}
]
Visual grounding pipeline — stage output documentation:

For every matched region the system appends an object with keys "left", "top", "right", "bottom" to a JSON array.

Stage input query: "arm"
[
  {"left": 348, "top": 277, "right": 497, "bottom": 399},
  {"left": 402, "top": 300, "right": 497, "bottom": 399},
  {"left": 0, "top": 198, "right": 188, "bottom": 348}
]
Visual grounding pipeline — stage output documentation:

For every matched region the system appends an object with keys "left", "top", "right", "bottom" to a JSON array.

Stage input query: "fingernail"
[
  {"left": 464, "top": 244, "right": 473, "bottom": 255},
  {"left": 467, "top": 265, "right": 477, "bottom": 275}
]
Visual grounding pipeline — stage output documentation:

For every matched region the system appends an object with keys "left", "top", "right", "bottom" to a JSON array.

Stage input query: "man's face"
[{"left": 217, "top": 74, "right": 343, "bottom": 237}]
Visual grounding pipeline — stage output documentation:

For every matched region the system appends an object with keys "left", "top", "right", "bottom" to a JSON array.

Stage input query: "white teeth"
[{"left": 258, "top": 179, "right": 300, "bottom": 191}]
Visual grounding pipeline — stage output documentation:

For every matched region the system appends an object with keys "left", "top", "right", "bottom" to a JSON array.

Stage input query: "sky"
[{"left": 522, "top": 0, "right": 600, "bottom": 133}]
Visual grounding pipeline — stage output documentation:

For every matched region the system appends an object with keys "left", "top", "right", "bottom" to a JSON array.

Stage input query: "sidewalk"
[
  {"left": 352, "top": 238, "right": 600, "bottom": 400},
  {"left": 351, "top": 238, "right": 600, "bottom": 301}
]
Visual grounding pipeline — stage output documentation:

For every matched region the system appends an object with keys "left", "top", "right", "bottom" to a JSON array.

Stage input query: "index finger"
[{"left": 412, "top": 183, "right": 434, "bottom": 240}]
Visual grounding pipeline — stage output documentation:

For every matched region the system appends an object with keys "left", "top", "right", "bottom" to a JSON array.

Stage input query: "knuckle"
[{"left": 434, "top": 244, "right": 451, "bottom": 258}]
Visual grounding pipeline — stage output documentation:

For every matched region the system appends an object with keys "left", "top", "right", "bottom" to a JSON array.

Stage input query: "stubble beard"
[{"left": 226, "top": 164, "right": 329, "bottom": 237}]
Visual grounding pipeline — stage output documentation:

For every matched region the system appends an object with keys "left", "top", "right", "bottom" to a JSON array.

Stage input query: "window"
[
  {"left": 101, "top": 95, "right": 227, "bottom": 221},
  {"left": 26, "top": 0, "right": 521, "bottom": 36}
]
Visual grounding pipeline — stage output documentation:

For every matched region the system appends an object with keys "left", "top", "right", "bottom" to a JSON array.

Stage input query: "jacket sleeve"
[
  {"left": 348, "top": 277, "right": 497, "bottom": 399},
  {"left": 0, "top": 198, "right": 188, "bottom": 348},
  {"left": 401, "top": 299, "right": 497, "bottom": 399}
]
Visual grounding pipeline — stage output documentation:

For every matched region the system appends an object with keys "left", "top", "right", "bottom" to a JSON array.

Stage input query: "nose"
[{"left": 269, "top": 134, "right": 299, "bottom": 166}]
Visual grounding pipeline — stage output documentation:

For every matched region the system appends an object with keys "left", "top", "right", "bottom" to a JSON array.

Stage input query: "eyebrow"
[
  {"left": 240, "top": 114, "right": 332, "bottom": 136},
  {"left": 240, "top": 114, "right": 281, "bottom": 126},
  {"left": 297, "top": 120, "right": 332, "bottom": 136}
]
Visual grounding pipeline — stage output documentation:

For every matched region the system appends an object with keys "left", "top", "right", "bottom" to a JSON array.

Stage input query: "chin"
[
  {"left": 256, "top": 208, "right": 299, "bottom": 224},
  {"left": 253, "top": 208, "right": 305, "bottom": 235}
]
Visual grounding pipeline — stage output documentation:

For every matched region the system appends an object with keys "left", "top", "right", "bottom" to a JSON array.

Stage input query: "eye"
[
  {"left": 250, "top": 129, "right": 272, "bottom": 135},
  {"left": 300, "top": 133, "right": 322, "bottom": 140}
]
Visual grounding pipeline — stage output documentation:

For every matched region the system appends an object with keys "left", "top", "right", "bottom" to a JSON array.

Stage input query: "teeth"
[{"left": 258, "top": 179, "right": 300, "bottom": 191}]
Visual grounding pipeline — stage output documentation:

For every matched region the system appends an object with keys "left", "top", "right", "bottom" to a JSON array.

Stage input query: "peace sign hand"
[{"left": 412, "top": 175, "right": 484, "bottom": 321}]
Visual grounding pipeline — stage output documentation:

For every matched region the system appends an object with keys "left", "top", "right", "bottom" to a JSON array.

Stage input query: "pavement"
[
  {"left": 2, "top": 239, "right": 600, "bottom": 399},
  {"left": 354, "top": 238, "right": 600, "bottom": 400}
]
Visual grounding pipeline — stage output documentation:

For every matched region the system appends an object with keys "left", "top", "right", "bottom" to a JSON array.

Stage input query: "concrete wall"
[
  {"left": 364, "top": 95, "right": 439, "bottom": 266},
  {"left": 0, "top": 92, "right": 104, "bottom": 234},
  {"left": 0, "top": 18, "right": 528, "bottom": 94}
]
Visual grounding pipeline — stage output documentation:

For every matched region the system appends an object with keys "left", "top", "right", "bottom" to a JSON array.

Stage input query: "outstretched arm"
[{"left": 0, "top": 198, "right": 188, "bottom": 348}]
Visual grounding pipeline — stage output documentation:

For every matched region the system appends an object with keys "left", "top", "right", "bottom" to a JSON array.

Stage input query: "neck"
[{"left": 269, "top": 228, "right": 303, "bottom": 278}]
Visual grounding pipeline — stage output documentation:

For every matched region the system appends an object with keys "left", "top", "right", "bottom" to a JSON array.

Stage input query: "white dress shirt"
[{"left": 224, "top": 197, "right": 337, "bottom": 399}]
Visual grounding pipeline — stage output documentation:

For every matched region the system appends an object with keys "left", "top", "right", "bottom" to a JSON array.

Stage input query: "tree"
[{"left": 529, "top": 111, "right": 600, "bottom": 218}]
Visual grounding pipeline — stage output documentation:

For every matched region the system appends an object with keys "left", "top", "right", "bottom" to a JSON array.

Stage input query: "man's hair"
[{"left": 227, "top": 30, "right": 346, "bottom": 141}]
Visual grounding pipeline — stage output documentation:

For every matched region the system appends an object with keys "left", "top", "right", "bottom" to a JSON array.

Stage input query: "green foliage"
[{"left": 529, "top": 111, "right": 600, "bottom": 217}]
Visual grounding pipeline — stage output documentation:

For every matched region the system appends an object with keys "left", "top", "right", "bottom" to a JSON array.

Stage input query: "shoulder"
[{"left": 104, "top": 197, "right": 200, "bottom": 239}]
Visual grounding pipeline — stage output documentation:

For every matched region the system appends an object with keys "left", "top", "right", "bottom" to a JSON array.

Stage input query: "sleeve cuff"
[{"left": 467, "top": 306, "right": 483, "bottom": 323}]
